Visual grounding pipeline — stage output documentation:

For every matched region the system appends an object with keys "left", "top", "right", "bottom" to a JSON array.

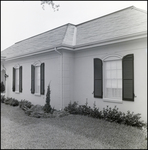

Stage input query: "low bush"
[
  {"left": 64, "top": 101, "right": 79, "bottom": 114},
  {"left": 19, "top": 100, "right": 33, "bottom": 111},
  {"left": 1, "top": 95, "right": 6, "bottom": 103},
  {"left": 64, "top": 101, "right": 146, "bottom": 128},
  {"left": 3, "top": 97, "right": 19, "bottom": 106}
]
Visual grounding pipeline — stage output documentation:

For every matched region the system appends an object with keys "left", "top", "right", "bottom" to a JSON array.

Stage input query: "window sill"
[
  {"left": 34, "top": 93, "right": 41, "bottom": 96},
  {"left": 103, "top": 98, "right": 123, "bottom": 104},
  {"left": 15, "top": 91, "right": 20, "bottom": 94}
]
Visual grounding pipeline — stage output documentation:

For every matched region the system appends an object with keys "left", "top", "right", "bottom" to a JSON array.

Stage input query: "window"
[
  {"left": 104, "top": 60, "right": 122, "bottom": 100},
  {"left": 31, "top": 62, "right": 45, "bottom": 95},
  {"left": 12, "top": 66, "right": 22, "bottom": 93},
  {"left": 94, "top": 54, "right": 134, "bottom": 102},
  {"left": 15, "top": 68, "right": 19, "bottom": 92},
  {"left": 35, "top": 66, "right": 40, "bottom": 94}
]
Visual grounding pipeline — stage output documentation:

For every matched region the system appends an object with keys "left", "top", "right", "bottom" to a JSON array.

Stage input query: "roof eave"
[
  {"left": 73, "top": 31, "right": 147, "bottom": 50},
  {"left": 4, "top": 31, "right": 147, "bottom": 61}
]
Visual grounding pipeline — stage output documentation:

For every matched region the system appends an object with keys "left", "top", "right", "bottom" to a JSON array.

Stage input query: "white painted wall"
[
  {"left": 4, "top": 51, "right": 62, "bottom": 110},
  {"left": 62, "top": 50, "right": 74, "bottom": 107},
  {"left": 2, "top": 37, "right": 147, "bottom": 122},
  {"left": 73, "top": 38, "right": 147, "bottom": 122}
]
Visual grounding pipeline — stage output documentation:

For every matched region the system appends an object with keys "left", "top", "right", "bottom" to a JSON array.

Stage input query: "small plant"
[{"left": 0, "top": 82, "right": 5, "bottom": 93}]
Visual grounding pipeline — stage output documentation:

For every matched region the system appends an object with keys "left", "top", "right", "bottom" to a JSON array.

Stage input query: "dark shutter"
[
  {"left": 94, "top": 58, "right": 103, "bottom": 98},
  {"left": 19, "top": 66, "right": 22, "bottom": 92},
  {"left": 31, "top": 65, "right": 35, "bottom": 94},
  {"left": 40, "top": 63, "right": 45, "bottom": 95},
  {"left": 12, "top": 67, "right": 15, "bottom": 92},
  {"left": 122, "top": 54, "right": 134, "bottom": 101}
]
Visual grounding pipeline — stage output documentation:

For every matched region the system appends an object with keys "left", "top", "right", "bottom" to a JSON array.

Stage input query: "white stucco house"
[{"left": 1, "top": 6, "right": 147, "bottom": 122}]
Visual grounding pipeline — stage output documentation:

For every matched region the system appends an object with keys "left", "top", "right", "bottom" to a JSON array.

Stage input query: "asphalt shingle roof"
[
  {"left": 1, "top": 6, "right": 147, "bottom": 59},
  {"left": 76, "top": 6, "right": 147, "bottom": 46}
]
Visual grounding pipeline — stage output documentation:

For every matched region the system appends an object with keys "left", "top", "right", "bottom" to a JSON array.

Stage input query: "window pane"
[
  {"left": 118, "top": 79, "right": 122, "bottom": 88},
  {"left": 106, "top": 70, "right": 111, "bottom": 79},
  {"left": 111, "top": 70, "right": 116, "bottom": 79},
  {"left": 116, "top": 60, "right": 122, "bottom": 69},
  {"left": 112, "top": 79, "right": 117, "bottom": 88},
  {"left": 106, "top": 79, "right": 111, "bottom": 88},
  {"left": 111, "top": 61, "right": 116, "bottom": 69},
  {"left": 105, "top": 62, "right": 110, "bottom": 70},
  {"left": 117, "top": 70, "right": 122, "bottom": 79}
]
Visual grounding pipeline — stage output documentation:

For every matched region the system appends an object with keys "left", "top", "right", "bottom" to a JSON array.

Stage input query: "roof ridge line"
[
  {"left": 76, "top": 6, "right": 145, "bottom": 27},
  {"left": 15, "top": 23, "right": 74, "bottom": 44}
]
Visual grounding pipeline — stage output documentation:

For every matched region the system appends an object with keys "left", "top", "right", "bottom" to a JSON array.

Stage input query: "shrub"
[
  {"left": 1, "top": 95, "right": 6, "bottom": 103},
  {"left": 64, "top": 101, "right": 79, "bottom": 114},
  {"left": 0, "top": 82, "right": 5, "bottom": 93},
  {"left": 43, "top": 83, "right": 54, "bottom": 113},
  {"left": 64, "top": 101, "right": 145, "bottom": 128},
  {"left": 19, "top": 99, "right": 33, "bottom": 111},
  {"left": 90, "top": 102, "right": 103, "bottom": 119},
  {"left": 3, "top": 97, "right": 19, "bottom": 106},
  {"left": 123, "top": 111, "right": 145, "bottom": 127}
]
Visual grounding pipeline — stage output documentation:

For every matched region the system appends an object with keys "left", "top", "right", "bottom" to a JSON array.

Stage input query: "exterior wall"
[
  {"left": 73, "top": 38, "right": 147, "bottom": 122},
  {"left": 4, "top": 51, "right": 62, "bottom": 110},
  {"left": 2, "top": 37, "right": 147, "bottom": 122},
  {"left": 62, "top": 50, "right": 74, "bottom": 107}
]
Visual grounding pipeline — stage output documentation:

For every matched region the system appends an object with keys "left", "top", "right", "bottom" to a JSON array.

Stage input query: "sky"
[{"left": 1, "top": 1, "right": 147, "bottom": 51}]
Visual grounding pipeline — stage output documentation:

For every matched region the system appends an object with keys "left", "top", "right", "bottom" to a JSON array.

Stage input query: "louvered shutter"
[
  {"left": 122, "top": 54, "right": 134, "bottom": 101},
  {"left": 19, "top": 66, "right": 22, "bottom": 92},
  {"left": 40, "top": 63, "right": 45, "bottom": 95},
  {"left": 12, "top": 67, "right": 15, "bottom": 92},
  {"left": 31, "top": 65, "right": 35, "bottom": 94},
  {"left": 94, "top": 58, "right": 103, "bottom": 98}
]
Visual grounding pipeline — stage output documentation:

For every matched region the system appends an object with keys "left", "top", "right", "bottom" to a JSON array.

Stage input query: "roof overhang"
[{"left": 3, "top": 31, "right": 147, "bottom": 61}]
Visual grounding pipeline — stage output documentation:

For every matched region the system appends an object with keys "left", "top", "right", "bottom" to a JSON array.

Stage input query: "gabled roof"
[{"left": 1, "top": 6, "right": 147, "bottom": 60}]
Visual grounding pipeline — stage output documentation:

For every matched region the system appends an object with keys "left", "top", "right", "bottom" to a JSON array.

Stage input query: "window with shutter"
[
  {"left": 31, "top": 62, "right": 45, "bottom": 95},
  {"left": 94, "top": 58, "right": 103, "bottom": 98},
  {"left": 122, "top": 54, "right": 134, "bottom": 101}
]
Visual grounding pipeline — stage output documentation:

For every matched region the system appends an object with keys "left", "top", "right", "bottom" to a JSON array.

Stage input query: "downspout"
[{"left": 54, "top": 47, "right": 64, "bottom": 110}]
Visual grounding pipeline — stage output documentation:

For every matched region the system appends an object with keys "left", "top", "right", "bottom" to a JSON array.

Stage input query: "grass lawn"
[{"left": 1, "top": 103, "right": 147, "bottom": 149}]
